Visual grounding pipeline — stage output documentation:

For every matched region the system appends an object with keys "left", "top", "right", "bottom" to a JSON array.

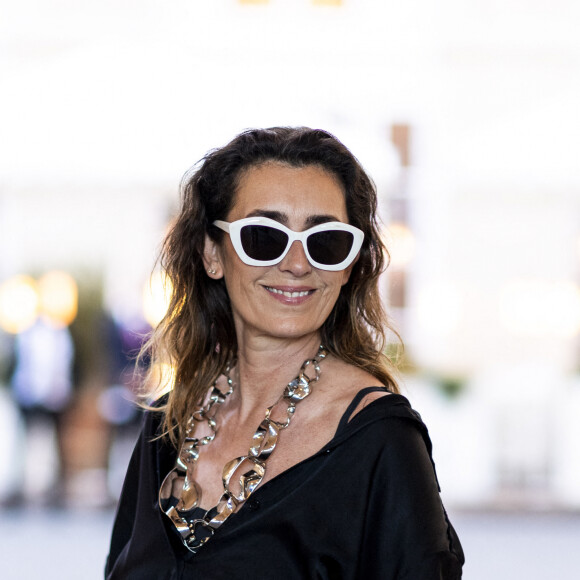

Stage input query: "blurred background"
[{"left": 1, "top": 0, "right": 579, "bottom": 578}]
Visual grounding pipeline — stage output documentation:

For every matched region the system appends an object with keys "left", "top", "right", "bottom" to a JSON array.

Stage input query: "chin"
[{"left": 262, "top": 321, "right": 322, "bottom": 341}]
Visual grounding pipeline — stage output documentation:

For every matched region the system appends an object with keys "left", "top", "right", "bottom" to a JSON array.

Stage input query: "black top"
[{"left": 105, "top": 388, "right": 464, "bottom": 579}]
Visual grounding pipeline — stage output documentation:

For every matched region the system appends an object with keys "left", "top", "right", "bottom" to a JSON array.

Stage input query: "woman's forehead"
[{"left": 229, "top": 162, "right": 348, "bottom": 223}]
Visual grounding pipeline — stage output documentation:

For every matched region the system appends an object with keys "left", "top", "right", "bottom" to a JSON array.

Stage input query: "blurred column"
[{"left": 386, "top": 124, "right": 414, "bottom": 329}]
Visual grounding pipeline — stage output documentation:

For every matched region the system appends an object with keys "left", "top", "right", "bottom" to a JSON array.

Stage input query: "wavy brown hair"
[{"left": 144, "top": 127, "right": 400, "bottom": 445}]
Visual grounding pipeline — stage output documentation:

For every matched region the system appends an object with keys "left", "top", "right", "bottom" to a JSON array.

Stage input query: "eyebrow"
[{"left": 245, "top": 209, "right": 341, "bottom": 227}]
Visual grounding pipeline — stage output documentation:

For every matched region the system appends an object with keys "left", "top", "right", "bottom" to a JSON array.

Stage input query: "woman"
[{"left": 106, "top": 127, "right": 464, "bottom": 579}]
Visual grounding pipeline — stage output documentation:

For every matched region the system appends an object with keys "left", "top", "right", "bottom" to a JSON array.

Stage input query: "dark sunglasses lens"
[
  {"left": 240, "top": 225, "right": 288, "bottom": 261},
  {"left": 307, "top": 230, "right": 354, "bottom": 265}
]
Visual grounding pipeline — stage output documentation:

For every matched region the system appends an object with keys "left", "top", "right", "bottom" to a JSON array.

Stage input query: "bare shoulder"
[
  {"left": 319, "top": 356, "right": 392, "bottom": 423},
  {"left": 345, "top": 380, "right": 392, "bottom": 422}
]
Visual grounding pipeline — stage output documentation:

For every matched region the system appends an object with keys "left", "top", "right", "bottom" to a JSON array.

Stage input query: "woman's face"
[{"left": 204, "top": 162, "right": 355, "bottom": 345}]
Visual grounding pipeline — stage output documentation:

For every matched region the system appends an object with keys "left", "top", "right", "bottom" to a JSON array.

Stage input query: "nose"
[{"left": 278, "top": 240, "right": 312, "bottom": 276}]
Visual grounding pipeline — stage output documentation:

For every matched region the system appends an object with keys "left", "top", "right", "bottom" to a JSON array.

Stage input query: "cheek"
[
  {"left": 319, "top": 275, "right": 347, "bottom": 312},
  {"left": 223, "top": 270, "right": 251, "bottom": 304},
  {"left": 220, "top": 259, "right": 261, "bottom": 309},
  {"left": 340, "top": 263, "right": 354, "bottom": 286},
  {"left": 326, "top": 270, "right": 350, "bottom": 292}
]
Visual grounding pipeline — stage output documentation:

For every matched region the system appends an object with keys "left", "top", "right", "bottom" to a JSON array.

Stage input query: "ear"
[{"left": 203, "top": 234, "right": 224, "bottom": 279}]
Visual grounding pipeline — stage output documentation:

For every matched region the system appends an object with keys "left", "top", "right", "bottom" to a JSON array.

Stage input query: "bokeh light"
[
  {"left": 0, "top": 275, "right": 39, "bottom": 334},
  {"left": 38, "top": 270, "right": 78, "bottom": 328},
  {"left": 142, "top": 271, "right": 173, "bottom": 328}
]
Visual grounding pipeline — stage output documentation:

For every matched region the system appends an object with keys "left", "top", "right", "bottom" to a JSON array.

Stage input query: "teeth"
[{"left": 266, "top": 286, "right": 311, "bottom": 298}]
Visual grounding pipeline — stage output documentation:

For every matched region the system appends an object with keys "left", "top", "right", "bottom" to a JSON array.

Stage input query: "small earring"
[{"left": 207, "top": 268, "right": 217, "bottom": 275}]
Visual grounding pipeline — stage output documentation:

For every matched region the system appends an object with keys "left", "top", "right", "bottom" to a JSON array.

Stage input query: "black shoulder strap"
[{"left": 336, "top": 386, "right": 389, "bottom": 432}]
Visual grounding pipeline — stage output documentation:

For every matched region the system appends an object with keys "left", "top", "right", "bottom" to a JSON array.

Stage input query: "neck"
[{"left": 228, "top": 335, "right": 322, "bottom": 421}]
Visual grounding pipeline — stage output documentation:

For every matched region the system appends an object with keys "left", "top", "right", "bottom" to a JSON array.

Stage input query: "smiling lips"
[{"left": 264, "top": 285, "right": 316, "bottom": 302}]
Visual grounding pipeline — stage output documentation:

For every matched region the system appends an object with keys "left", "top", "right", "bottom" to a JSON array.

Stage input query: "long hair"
[{"left": 144, "top": 127, "right": 400, "bottom": 445}]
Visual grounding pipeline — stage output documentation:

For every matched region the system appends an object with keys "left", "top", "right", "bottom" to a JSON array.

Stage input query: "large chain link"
[{"left": 159, "top": 345, "right": 327, "bottom": 552}]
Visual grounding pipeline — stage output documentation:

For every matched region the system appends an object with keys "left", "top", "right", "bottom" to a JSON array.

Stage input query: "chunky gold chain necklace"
[{"left": 159, "top": 345, "right": 327, "bottom": 552}]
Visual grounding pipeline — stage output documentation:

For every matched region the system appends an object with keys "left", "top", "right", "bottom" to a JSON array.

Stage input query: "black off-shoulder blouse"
[{"left": 105, "top": 388, "right": 464, "bottom": 579}]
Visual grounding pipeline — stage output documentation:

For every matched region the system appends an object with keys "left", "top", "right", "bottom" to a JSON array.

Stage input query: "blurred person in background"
[
  {"left": 6, "top": 316, "right": 74, "bottom": 507},
  {"left": 106, "top": 127, "right": 464, "bottom": 579}
]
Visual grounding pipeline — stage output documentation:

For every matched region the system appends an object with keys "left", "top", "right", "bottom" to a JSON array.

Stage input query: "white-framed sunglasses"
[{"left": 213, "top": 217, "right": 364, "bottom": 271}]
